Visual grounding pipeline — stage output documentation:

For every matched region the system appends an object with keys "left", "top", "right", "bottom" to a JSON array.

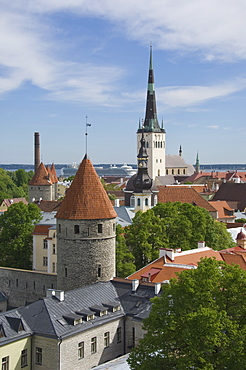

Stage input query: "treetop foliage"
[
  {"left": 0, "top": 168, "right": 34, "bottom": 202},
  {"left": 124, "top": 202, "right": 235, "bottom": 270},
  {"left": 0, "top": 202, "right": 42, "bottom": 269},
  {"left": 128, "top": 258, "right": 246, "bottom": 369}
]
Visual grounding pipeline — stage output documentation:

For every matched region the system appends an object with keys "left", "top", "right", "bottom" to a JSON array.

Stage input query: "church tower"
[
  {"left": 133, "top": 132, "right": 153, "bottom": 212},
  {"left": 56, "top": 154, "right": 117, "bottom": 291},
  {"left": 195, "top": 152, "right": 200, "bottom": 173},
  {"left": 137, "top": 46, "right": 166, "bottom": 179}
]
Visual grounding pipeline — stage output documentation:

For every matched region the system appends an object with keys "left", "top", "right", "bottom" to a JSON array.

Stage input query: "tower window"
[
  {"left": 98, "top": 224, "right": 103, "bottom": 233},
  {"left": 130, "top": 196, "right": 135, "bottom": 207},
  {"left": 183, "top": 169, "right": 186, "bottom": 174},
  {"left": 98, "top": 264, "right": 102, "bottom": 278},
  {"left": 178, "top": 169, "right": 180, "bottom": 174},
  {"left": 58, "top": 224, "right": 61, "bottom": 233},
  {"left": 65, "top": 267, "right": 68, "bottom": 277},
  {"left": 172, "top": 169, "right": 174, "bottom": 175},
  {"left": 145, "top": 198, "right": 148, "bottom": 206},
  {"left": 137, "top": 198, "right": 141, "bottom": 206},
  {"left": 166, "top": 169, "right": 168, "bottom": 175},
  {"left": 74, "top": 225, "right": 80, "bottom": 234},
  {"left": 158, "top": 169, "right": 160, "bottom": 176},
  {"left": 156, "top": 159, "right": 158, "bottom": 163}
]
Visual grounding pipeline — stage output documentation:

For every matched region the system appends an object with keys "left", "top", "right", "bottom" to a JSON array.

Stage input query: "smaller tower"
[
  {"left": 236, "top": 230, "right": 246, "bottom": 249},
  {"left": 56, "top": 154, "right": 117, "bottom": 291},
  {"left": 133, "top": 133, "right": 153, "bottom": 212},
  {"left": 195, "top": 152, "right": 200, "bottom": 173}
]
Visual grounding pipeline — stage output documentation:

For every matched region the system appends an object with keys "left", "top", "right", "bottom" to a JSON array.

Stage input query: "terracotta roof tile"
[
  {"left": 3, "top": 198, "right": 28, "bottom": 207},
  {"left": 29, "top": 162, "right": 53, "bottom": 186},
  {"left": 157, "top": 186, "right": 217, "bottom": 213},
  {"left": 32, "top": 224, "right": 52, "bottom": 235},
  {"left": 209, "top": 200, "right": 235, "bottom": 220},
  {"left": 35, "top": 200, "right": 62, "bottom": 212},
  {"left": 128, "top": 249, "right": 223, "bottom": 283},
  {"left": 56, "top": 155, "right": 117, "bottom": 220}
]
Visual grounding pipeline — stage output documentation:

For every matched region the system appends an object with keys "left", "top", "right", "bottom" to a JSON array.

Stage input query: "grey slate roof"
[
  {"left": 165, "top": 155, "right": 188, "bottom": 168},
  {"left": 0, "top": 309, "right": 32, "bottom": 346},
  {"left": 19, "top": 281, "right": 123, "bottom": 339},
  {"left": 0, "top": 291, "right": 7, "bottom": 303},
  {"left": 1, "top": 280, "right": 158, "bottom": 344},
  {"left": 114, "top": 207, "right": 135, "bottom": 226}
]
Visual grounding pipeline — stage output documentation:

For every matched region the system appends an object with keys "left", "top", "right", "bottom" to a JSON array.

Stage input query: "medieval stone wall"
[{"left": 0, "top": 267, "right": 57, "bottom": 308}]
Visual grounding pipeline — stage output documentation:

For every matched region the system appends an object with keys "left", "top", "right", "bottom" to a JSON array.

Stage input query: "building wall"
[
  {"left": 29, "top": 184, "right": 54, "bottom": 202},
  {"left": 166, "top": 167, "right": 187, "bottom": 175},
  {"left": 137, "top": 132, "right": 166, "bottom": 179},
  {"left": 125, "top": 317, "right": 145, "bottom": 353},
  {"left": 0, "top": 337, "right": 31, "bottom": 370},
  {"left": 32, "top": 335, "right": 59, "bottom": 370},
  {"left": 57, "top": 218, "right": 116, "bottom": 291},
  {"left": 33, "top": 228, "right": 57, "bottom": 273},
  {"left": 60, "top": 317, "right": 125, "bottom": 370},
  {"left": 0, "top": 267, "right": 57, "bottom": 307}
]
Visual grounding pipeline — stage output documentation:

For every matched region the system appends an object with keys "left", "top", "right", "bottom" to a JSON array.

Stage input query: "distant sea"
[{"left": 1, "top": 163, "right": 246, "bottom": 177}]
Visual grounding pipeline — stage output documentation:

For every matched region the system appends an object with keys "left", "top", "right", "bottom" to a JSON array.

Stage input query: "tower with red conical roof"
[{"left": 56, "top": 154, "right": 117, "bottom": 291}]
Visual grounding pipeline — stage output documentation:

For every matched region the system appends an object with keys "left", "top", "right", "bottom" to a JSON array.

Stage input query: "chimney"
[
  {"left": 159, "top": 248, "right": 175, "bottom": 261},
  {"left": 34, "top": 132, "right": 41, "bottom": 173},
  {"left": 155, "top": 283, "right": 161, "bottom": 295},
  {"left": 132, "top": 279, "right": 139, "bottom": 292},
  {"left": 198, "top": 241, "right": 205, "bottom": 248},
  {"left": 46, "top": 289, "right": 64, "bottom": 301},
  {"left": 114, "top": 199, "right": 120, "bottom": 207}
]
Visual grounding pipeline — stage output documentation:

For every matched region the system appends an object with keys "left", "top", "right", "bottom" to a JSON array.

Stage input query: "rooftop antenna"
[{"left": 85, "top": 116, "right": 91, "bottom": 155}]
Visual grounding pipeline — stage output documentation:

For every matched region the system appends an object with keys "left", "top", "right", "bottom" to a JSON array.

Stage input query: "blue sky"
[{"left": 1, "top": 1, "right": 246, "bottom": 165}]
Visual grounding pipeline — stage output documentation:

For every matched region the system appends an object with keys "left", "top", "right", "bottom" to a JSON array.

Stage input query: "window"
[
  {"left": 21, "top": 349, "right": 28, "bottom": 368},
  {"left": 178, "top": 169, "right": 180, "bottom": 174},
  {"left": 160, "top": 159, "right": 162, "bottom": 163},
  {"left": 172, "top": 169, "right": 174, "bottom": 175},
  {"left": 16, "top": 279, "right": 18, "bottom": 287},
  {"left": 43, "top": 239, "right": 48, "bottom": 249},
  {"left": 35, "top": 347, "right": 42, "bottom": 365},
  {"left": 58, "top": 224, "right": 61, "bottom": 233},
  {"left": 65, "top": 267, "right": 68, "bottom": 277},
  {"left": 78, "top": 342, "right": 84, "bottom": 359},
  {"left": 166, "top": 169, "right": 168, "bottom": 175},
  {"left": 43, "top": 257, "right": 48, "bottom": 266},
  {"left": 2, "top": 356, "right": 9, "bottom": 370},
  {"left": 98, "top": 224, "right": 103, "bottom": 233},
  {"left": 117, "top": 327, "right": 122, "bottom": 343},
  {"left": 183, "top": 169, "right": 186, "bottom": 174},
  {"left": 113, "top": 223, "right": 116, "bottom": 232},
  {"left": 97, "top": 264, "right": 101, "bottom": 278},
  {"left": 156, "top": 159, "right": 158, "bottom": 163},
  {"left": 74, "top": 225, "right": 80, "bottom": 234},
  {"left": 104, "top": 332, "right": 110, "bottom": 348},
  {"left": 52, "top": 262, "right": 56, "bottom": 273},
  {"left": 52, "top": 244, "right": 56, "bottom": 254},
  {"left": 145, "top": 198, "right": 148, "bottom": 206},
  {"left": 137, "top": 198, "right": 140, "bottom": 207},
  {"left": 91, "top": 337, "right": 97, "bottom": 354},
  {"left": 130, "top": 196, "right": 135, "bottom": 207}
]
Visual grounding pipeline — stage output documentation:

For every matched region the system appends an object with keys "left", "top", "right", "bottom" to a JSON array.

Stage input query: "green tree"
[
  {"left": 116, "top": 225, "right": 136, "bottom": 278},
  {"left": 125, "top": 203, "right": 235, "bottom": 270},
  {"left": 235, "top": 218, "right": 246, "bottom": 223},
  {"left": 128, "top": 258, "right": 246, "bottom": 369},
  {"left": 0, "top": 202, "right": 42, "bottom": 269}
]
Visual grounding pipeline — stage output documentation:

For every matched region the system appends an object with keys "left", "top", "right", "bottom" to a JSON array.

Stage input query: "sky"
[{"left": 1, "top": 0, "right": 246, "bottom": 166}]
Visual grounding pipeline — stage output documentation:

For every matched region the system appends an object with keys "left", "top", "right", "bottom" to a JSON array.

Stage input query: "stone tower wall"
[
  {"left": 57, "top": 218, "right": 116, "bottom": 291},
  {"left": 28, "top": 184, "right": 54, "bottom": 202}
]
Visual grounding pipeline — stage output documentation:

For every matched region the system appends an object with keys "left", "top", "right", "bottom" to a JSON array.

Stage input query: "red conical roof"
[
  {"left": 56, "top": 155, "right": 117, "bottom": 220},
  {"left": 29, "top": 162, "right": 52, "bottom": 186},
  {"left": 236, "top": 230, "right": 246, "bottom": 241}
]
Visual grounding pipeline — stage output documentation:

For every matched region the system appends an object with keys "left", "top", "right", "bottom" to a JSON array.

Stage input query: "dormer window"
[
  {"left": 0, "top": 324, "right": 5, "bottom": 338},
  {"left": 89, "top": 305, "right": 108, "bottom": 317},
  {"left": 76, "top": 309, "right": 95, "bottom": 321},
  {"left": 63, "top": 314, "right": 83, "bottom": 326}
]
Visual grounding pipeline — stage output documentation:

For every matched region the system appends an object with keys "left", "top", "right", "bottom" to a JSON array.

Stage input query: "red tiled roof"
[
  {"left": 128, "top": 249, "right": 223, "bottom": 283},
  {"left": 32, "top": 224, "right": 52, "bottom": 235},
  {"left": 157, "top": 186, "right": 217, "bottom": 213},
  {"left": 209, "top": 200, "right": 235, "bottom": 219},
  {"left": 51, "top": 163, "right": 58, "bottom": 183},
  {"left": 56, "top": 155, "right": 117, "bottom": 220},
  {"left": 35, "top": 200, "right": 62, "bottom": 212},
  {"left": 2, "top": 198, "right": 28, "bottom": 207},
  {"left": 29, "top": 162, "right": 53, "bottom": 186}
]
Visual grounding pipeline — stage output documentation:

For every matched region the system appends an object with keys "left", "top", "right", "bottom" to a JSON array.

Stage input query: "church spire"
[
  {"left": 140, "top": 46, "right": 163, "bottom": 133},
  {"left": 133, "top": 132, "right": 152, "bottom": 192},
  {"left": 195, "top": 152, "right": 200, "bottom": 173}
]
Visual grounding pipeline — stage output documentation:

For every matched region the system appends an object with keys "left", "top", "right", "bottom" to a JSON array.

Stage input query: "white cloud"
[
  {"left": 157, "top": 80, "right": 246, "bottom": 108},
  {"left": 206, "top": 125, "right": 219, "bottom": 129}
]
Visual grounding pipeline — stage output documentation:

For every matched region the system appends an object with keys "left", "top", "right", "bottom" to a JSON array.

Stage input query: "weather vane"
[{"left": 85, "top": 116, "right": 91, "bottom": 155}]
